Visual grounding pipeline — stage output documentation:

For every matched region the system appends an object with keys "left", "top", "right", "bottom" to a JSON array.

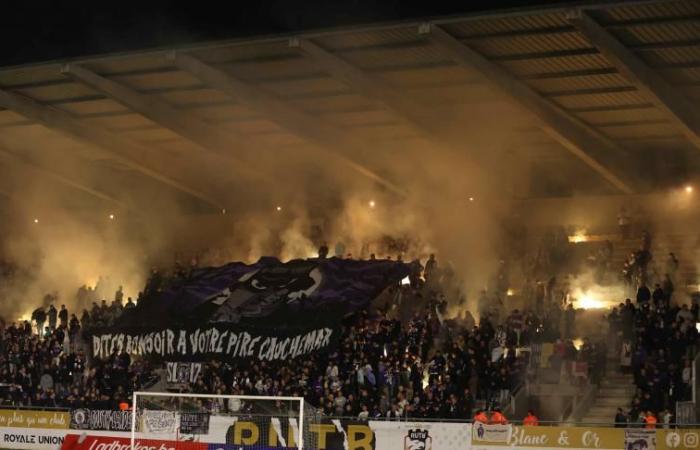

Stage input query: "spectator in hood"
[
  {"left": 636, "top": 284, "right": 651, "bottom": 304},
  {"left": 614, "top": 408, "right": 628, "bottom": 428}
]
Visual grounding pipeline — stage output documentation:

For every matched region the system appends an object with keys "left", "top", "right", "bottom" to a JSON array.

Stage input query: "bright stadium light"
[
  {"left": 276, "top": 205, "right": 282, "bottom": 212},
  {"left": 368, "top": 200, "right": 376, "bottom": 208},
  {"left": 109, "top": 214, "right": 115, "bottom": 220},
  {"left": 33, "top": 218, "right": 39, "bottom": 224},
  {"left": 686, "top": 185, "right": 694, "bottom": 193},
  {"left": 468, "top": 197, "right": 474, "bottom": 202}
]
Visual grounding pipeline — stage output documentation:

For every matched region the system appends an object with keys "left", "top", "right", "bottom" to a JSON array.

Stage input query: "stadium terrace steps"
[
  {"left": 580, "top": 373, "right": 635, "bottom": 426},
  {"left": 599, "top": 374, "right": 636, "bottom": 386},
  {"left": 595, "top": 395, "right": 634, "bottom": 407},
  {"left": 609, "top": 234, "right": 698, "bottom": 289}
]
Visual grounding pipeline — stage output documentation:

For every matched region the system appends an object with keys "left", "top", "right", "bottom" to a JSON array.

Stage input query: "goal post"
[{"left": 131, "top": 392, "right": 317, "bottom": 450}]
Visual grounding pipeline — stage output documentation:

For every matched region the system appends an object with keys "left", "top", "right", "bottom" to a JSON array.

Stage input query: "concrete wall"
[{"left": 516, "top": 190, "right": 700, "bottom": 232}]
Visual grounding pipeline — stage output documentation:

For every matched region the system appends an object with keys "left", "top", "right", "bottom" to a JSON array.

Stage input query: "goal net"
[{"left": 131, "top": 392, "right": 320, "bottom": 450}]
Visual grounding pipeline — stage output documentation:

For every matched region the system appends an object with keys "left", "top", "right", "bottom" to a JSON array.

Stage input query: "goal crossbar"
[
  {"left": 133, "top": 392, "right": 304, "bottom": 401},
  {"left": 130, "top": 392, "right": 305, "bottom": 450}
]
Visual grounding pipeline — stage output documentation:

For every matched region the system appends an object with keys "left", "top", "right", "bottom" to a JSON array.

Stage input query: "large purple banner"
[
  {"left": 120, "top": 257, "right": 414, "bottom": 327},
  {"left": 92, "top": 257, "right": 414, "bottom": 362}
]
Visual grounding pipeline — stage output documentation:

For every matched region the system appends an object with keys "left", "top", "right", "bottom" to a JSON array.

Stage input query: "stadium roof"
[{"left": 0, "top": 0, "right": 699, "bottom": 212}]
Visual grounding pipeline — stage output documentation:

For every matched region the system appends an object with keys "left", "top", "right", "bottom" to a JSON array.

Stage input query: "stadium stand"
[{"left": 3, "top": 225, "right": 694, "bottom": 426}]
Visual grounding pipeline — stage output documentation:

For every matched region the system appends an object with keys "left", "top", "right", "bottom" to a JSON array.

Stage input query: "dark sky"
[{"left": 0, "top": 0, "right": 584, "bottom": 67}]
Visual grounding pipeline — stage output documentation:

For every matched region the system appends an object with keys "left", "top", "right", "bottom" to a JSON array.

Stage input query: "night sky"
[{"left": 0, "top": 0, "right": 583, "bottom": 67}]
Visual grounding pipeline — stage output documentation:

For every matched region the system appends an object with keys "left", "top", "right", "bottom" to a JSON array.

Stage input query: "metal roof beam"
[
  {"left": 292, "top": 37, "right": 440, "bottom": 134},
  {"left": 448, "top": 16, "right": 700, "bottom": 41},
  {"left": 545, "top": 86, "right": 638, "bottom": 97},
  {"left": 604, "top": 14, "right": 700, "bottom": 30},
  {"left": 568, "top": 9, "right": 700, "bottom": 153},
  {"left": 61, "top": 63, "right": 267, "bottom": 179},
  {"left": 291, "top": 38, "right": 495, "bottom": 161},
  {"left": 521, "top": 68, "right": 619, "bottom": 80},
  {"left": 0, "top": 88, "right": 223, "bottom": 209},
  {"left": 489, "top": 48, "right": 599, "bottom": 62},
  {"left": 168, "top": 51, "right": 406, "bottom": 196},
  {"left": 420, "top": 23, "right": 635, "bottom": 194},
  {"left": 291, "top": 36, "right": 565, "bottom": 194}
]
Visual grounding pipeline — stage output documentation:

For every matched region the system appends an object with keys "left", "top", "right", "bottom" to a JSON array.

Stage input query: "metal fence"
[
  {"left": 0, "top": 404, "right": 70, "bottom": 412},
  {"left": 320, "top": 415, "right": 700, "bottom": 428},
  {"left": 3, "top": 406, "right": 700, "bottom": 429},
  {"left": 7, "top": 407, "right": 700, "bottom": 428}
]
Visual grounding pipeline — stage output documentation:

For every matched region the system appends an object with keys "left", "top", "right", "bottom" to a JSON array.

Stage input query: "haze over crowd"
[{"left": 0, "top": 92, "right": 536, "bottom": 323}]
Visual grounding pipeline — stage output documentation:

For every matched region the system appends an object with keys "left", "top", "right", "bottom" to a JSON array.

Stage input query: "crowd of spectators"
[
  {"left": 0, "top": 252, "right": 536, "bottom": 419},
  {"left": 608, "top": 292, "right": 698, "bottom": 424},
  {"left": 178, "top": 239, "right": 615, "bottom": 420},
  {"left": 1, "top": 226, "right": 698, "bottom": 425},
  {"left": 0, "top": 315, "right": 157, "bottom": 409},
  {"left": 593, "top": 221, "right": 700, "bottom": 426},
  {"left": 186, "top": 278, "right": 530, "bottom": 419}
]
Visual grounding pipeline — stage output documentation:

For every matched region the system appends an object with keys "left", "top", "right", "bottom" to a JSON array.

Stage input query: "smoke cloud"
[{"left": 0, "top": 66, "right": 562, "bottom": 323}]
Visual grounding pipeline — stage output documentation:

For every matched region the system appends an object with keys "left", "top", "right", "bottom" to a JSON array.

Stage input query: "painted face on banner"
[
  {"left": 208, "top": 262, "right": 322, "bottom": 322},
  {"left": 71, "top": 409, "right": 87, "bottom": 429},
  {"left": 242, "top": 265, "right": 322, "bottom": 300}
]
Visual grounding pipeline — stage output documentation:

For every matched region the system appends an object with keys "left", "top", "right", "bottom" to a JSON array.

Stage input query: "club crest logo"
[{"left": 405, "top": 429, "right": 432, "bottom": 450}]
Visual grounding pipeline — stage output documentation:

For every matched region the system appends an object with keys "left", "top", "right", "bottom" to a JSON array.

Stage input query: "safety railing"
[
  {"left": 319, "top": 415, "right": 700, "bottom": 428},
  {"left": 1, "top": 407, "right": 691, "bottom": 429},
  {"left": 0, "top": 404, "right": 70, "bottom": 412},
  {"left": 566, "top": 383, "right": 598, "bottom": 423}
]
